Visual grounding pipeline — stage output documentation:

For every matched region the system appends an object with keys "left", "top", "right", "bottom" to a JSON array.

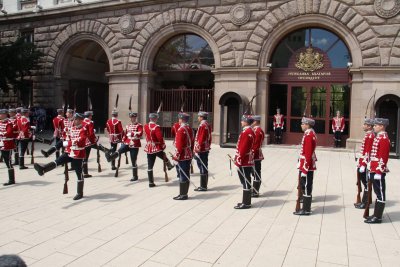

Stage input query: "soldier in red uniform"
[
  {"left": 8, "top": 109, "right": 19, "bottom": 165},
  {"left": 144, "top": 113, "right": 174, "bottom": 187},
  {"left": 193, "top": 111, "right": 212, "bottom": 192},
  {"left": 34, "top": 113, "right": 88, "bottom": 200},
  {"left": 332, "top": 110, "right": 345, "bottom": 148},
  {"left": 82, "top": 111, "right": 97, "bottom": 178},
  {"left": 17, "top": 108, "right": 32, "bottom": 170},
  {"left": 0, "top": 109, "right": 16, "bottom": 186},
  {"left": 106, "top": 112, "right": 143, "bottom": 181},
  {"left": 41, "top": 109, "right": 74, "bottom": 158},
  {"left": 105, "top": 110, "right": 124, "bottom": 170},
  {"left": 171, "top": 118, "right": 181, "bottom": 179},
  {"left": 354, "top": 118, "right": 375, "bottom": 209},
  {"left": 172, "top": 113, "right": 194, "bottom": 200},
  {"left": 234, "top": 115, "right": 255, "bottom": 209},
  {"left": 364, "top": 118, "right": 390, "bottom": 224},
  {"left": 273, "top": 108, "right": 284, "bottom": 144},
  {"left": 251, "top": 115, "right": 264, "bottom": 198},
  {"left": 293, "top": 117, "right": 317, "bottom": 216},
  {"left": 53, "top": 109, "right": 65, "bottom": 159}
]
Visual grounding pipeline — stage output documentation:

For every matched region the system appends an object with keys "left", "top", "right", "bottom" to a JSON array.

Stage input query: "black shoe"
[
  {"left": 148, "top": 170, "right": 156, "bottom": 187},
  {"left": 19, "top": 166, "right": 28, "bottom": 170},
  {"left": 149, "top": 183, "right": 156, "bottom": 188},
  {"left": 194, "top": 187, "right": 207, "bottom": 192},
  {"left": 173, "top": 194, "right": 188, "bottom": 200},
  {"left": 234, "top": 203, "right": 251, "bottom": 209},
  {"left": 130, "top": 177, "right": 138, "bottom": 182},
  {"left": 293, "top": 196, "right": 312, "bottom": 216},
  {"left": 83, "top": 174, "right": 92, "bottom": 178},
  {"left": 111, "top": 166, "right": 117, "bottom": 170},
  {"left": 235, "top": 190, "right": 252, "bottom": 209},
  {"left": 130, "top": 167, "right": 138, "bottom": 182},
  {"left": 365, "top": 201, "right": 385, "bottom": 224},
  {"left": 41, "top": 149, "right": 49, "bottom": 157},
  {"left": 252, "top": 180, "right": 261, "bottom": 198},
  {"left": 73, "top": 194, "right": 83, "bottom": 200},
  {"left": 174, "top": 181, "right": 189, "bottom": 200},
  {"left": 73, "top": 181, "right": 84, "bottom": 200},
  {"left": 194, "top": 174, "right": 208, "bottom": 192},
  {"left": 4, "top": 169, "right": 15, "bottom": 186}
]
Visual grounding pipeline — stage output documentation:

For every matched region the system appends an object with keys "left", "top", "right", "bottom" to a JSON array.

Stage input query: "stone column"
[
  {"left": 139, "top": 71, "right": 155, "bottom": 125},
  {"left": 54, "top": 78, "right": 68, "bottom": 108},
  {"left": 106, "top": 71, "right": 141, "bottom": 127},
  {"left": 257, "top": 68, "right": 271, "bottom": 144},
  {"left": 211, "top": 67, "right": 259, "bottom": 146}
]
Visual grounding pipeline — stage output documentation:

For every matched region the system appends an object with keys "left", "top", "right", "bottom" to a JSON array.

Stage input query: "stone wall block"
[
  {"left": 198, "top": 13, "right": 211, "bottom": 28},
  {"left": 204, "top": 17, "right": 218, "bottom": 32},
  {"left": 132, "top": 41, "right": 144, "bottom": 51},
  {"left": 353, "top": 5, "right": 374, "bottom": 16},
  {"left": 341, "top": 8, "right": 356, "bottom": 24},
  {"left": 104, "top": 32, "right": 114, "bottom": 43},
  {"left": 36, "top": 27, "right": 49, "bottom": 34},
  {"left": 243, "top": 57, "right": 258, "bottom": 66},
  {"left": 319, "top": 0, "right": 330, "bottom": 13},
  {"left": 389, "top": 56, "right": 400, "bottom": 65},
  {"left": 162, "top": 12, "right": 171, "bottom": 25},
  {"left": 243, "top": 50, "right": 259, "bottom": 60},
  {"left": 264, "top": 12, "right": 279, "bottom": 28},
  {"left": 305, "top": 0, "right": 313, "bottom": 13},
  {"left": 221, "top": 59, "right": 235, "bottom": 67},
  {"left": 354, "top": 21, "right": 369, "bottom": 35},
  {"left": 168, "top": 9, "right": 176, "bottom": 24},
  {"left": 232, "top": 41, "right": 246, "bottom": 50},
  {"left": 162, "top": 2, "right": 178, "bottom": 11},
  {"left": 229, "top": 30, "right": 252, "bottom": 42},
  {"left": 249, "top": 33, "right": 263, "bottom": 45},
  {"left": 198, "top": 7, "right": 216, "bottom": 14},
  {"left": 140, "top": 28, "right": 151, "bottom": 40},
  {"left": 335, "top": 4, "right": 348, "bottom": 20},
  {"left": 150, "top": 14, "right": 165, "bottom": 31},
  {"left": 209, "top": 22, "right": 222, "bottom": 35},
  {"left": 236, "top": 51, "right": 244, "bottom": 66},
  {"left": 192, "top": 10, "right": 203, "bottom": 24},
  {"left": 376, "top": 37, "right": 395, "bottom": 47},
  {"left": 363, "top": 56, "right": 380, "bottom": 65},
  {"left": 216, "top": 6, "right": 231, "bottom": 14},
  {"left": 372, "top": 25, "right": 400, "bottom": 37},
  {"left": 280, "top": 1, "right": 299, "bottom": 19},
  {"left": 253, "top": 25, "right": 268, "bottom": 38},
  {"left": 142, "top": 4, "right": 161, "bottom": 13},
  {"left": 380, "top": 47, "right": 391, "bottom": 65},
  {"left": 392, "top": 46, "right": 400, "bottom": 57},
  {"left": 326, "top": 1, "right": 339, "bottom": 17},
  {"left": 71, "top": 23, "right": 78, "bottom": 35},
  {"left": 312, "top": 0, "right": 322, "bottom": 13},
  {"left": 357, "top": 29, "right": 376, "bottom": 43},
  {"left": 175, "top": 8, "right": 182, "bottom": 23},
  {"left": 108, "top": 17, "right": 120, "bottom": 24},
  {"left": 216, "top": 35, "right": 231, "bottom": 48},
  {"left": 271, "top": 8, "right": 286, "bottom": 21},
  {"left": 101, "top": 27, "right": 111, "bottom": 40},
  {"left": 297, "top": 0, "right": 306, "bottom": 14},
  {"left": 246, "top": 41, "right": 262, "bottom": 52},
  {"left": 360, "top": 38, "right": 378, "bottom": 50},
  {"left": 363, "top": 16, "right": 386, "bottom": 25},
  {"left": 119, "top": 39, "right": 134, "bottom": 49},
  {"left": 186, "top": 9, "right": 196, "bottom": 22},
  {"left": 362, "top": 46, "right": 379, "bottom": 58},
  {"left": 179, "top": 1, "right": 196, "bottom": 8},
  {"left": 181, "top": 8, "right": 189, "bottom": 22},
  {"left": 136, "top": 34, "right": 147, "bottom": 46},
  {"left": 220, "top": 51, "right": 235, "bottom": 61},
  {"left": 213, "top": 28, "right": 226, "bottom": 41},
  {"left": 347, "top": 14, "right": 364, "bottom": 30},
  {"left": 144, "top": 22, "right": 156, "bottom": 35}
]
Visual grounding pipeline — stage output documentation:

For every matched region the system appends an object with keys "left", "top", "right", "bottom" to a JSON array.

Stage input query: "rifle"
[
  {"left": 363, "top": 176, "right": 373, "bottom": 218},
  {"left": 354, "top": 147, "right": 362, "bottom": 205},
  {"left": 30, "top": 126, "right": 35, "bottom": 164},
  {"left": 115, "top": 153, "right": 122, "bottom": 177},
  {"left": 295, "top": 172, "right": 301, "bottom": 212},
  {"left": 95, "top": 136, "right": 102, "bottom": 173},
  {"left": 63, "top": 157, "right": 69, "bottom": 194},
  {"left": 229, "top": 157, "right": 232, "bottom": 176},
  {"left": 163, "top": 152, "right": 169, "bottom": 182},
  {"left": 125, "top": 152, "right": 129, "bottom": 165},
  {"left": 190, "top": 162, "right": 194, "bottom": 174}
]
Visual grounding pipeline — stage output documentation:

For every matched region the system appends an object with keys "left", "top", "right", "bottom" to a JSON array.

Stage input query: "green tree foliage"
[{"left": 0, "top": 37, "right": 43, "bottom": 93}]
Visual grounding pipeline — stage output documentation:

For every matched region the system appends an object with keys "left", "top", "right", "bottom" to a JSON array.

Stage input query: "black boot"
[
  {"left": 41, "top": 146, "right": 56, "bottom": 158},
  {"left": 148, "top": 170, "right": 156, "bottom": 187},
  {"left": 293, "top": 195, "right": 312, "bottom": 215},
  {"left": 3, "top": 169, "right": 15, "bottom": 186},
  {"left": 130, "top": 167, "right": 138, "bottom": 181},
  {"left": 252, "top": 181, "right": 261, "bottom": 198},
  {"left": 34, "top": 162, "right": 57, "bottom": 176},
  {"left": 173, "top": 181, "right": 189, "bottom": 200},
  {"left": 73, "top": 181, "right": 84, "bottom": 200},
  {"left": 365, "top": 201, "right": 385, "bottom": 224},
  {"left": 106, "top": 151, "right": 119, "bottom": 163},
  {"left": 165, "top": 158, "right": 174, "bottom": 171},
  {"left": 194, "top": 174, "right": 208, "bottom": 191},
  {"left": 83, "top": 162, "right": 92, "bottom": 178},
  {"left": 111, "top": 160, "right": 117, "bottom": 170},
  {"left": 234, "top": 189, "right": 252, "bottom": 209},
  {"left": 98, "top": 144, "right": 110, "bottom": 154},
  {"left": 355, "top": 191, "right": 368, "bottom": 209},
  {"left": 55, "top": 150, "right": 60, "bottom": 159},
  {"left": 14, "top": 152, "right": 19, "bottom": 165},
  {"left": 19, "top": 157, "right": 28, "bottom": 169}
]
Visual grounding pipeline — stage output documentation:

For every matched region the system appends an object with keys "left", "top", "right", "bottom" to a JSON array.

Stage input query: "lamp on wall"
[
  {"left": 0, "top": 8, "right": 7, "bottom": 15},
  {"left": 347, "top": 62, "right": 353, "bottom": 67},
  {"left": 33, "top": 4, "right": 43, "bottom": 12},
  {"left": 75, "top": 0, "right": 83, "bottom": 3},
  {"left": 266, "top": 63, "right": 272, "bottom": 67}
]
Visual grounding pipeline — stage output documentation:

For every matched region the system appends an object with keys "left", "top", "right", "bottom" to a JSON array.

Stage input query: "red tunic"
[
  {"left": 0, "top": 119, "right": 16, "bottom": 151},
  {"left": 17, "top": 116, "right": 32, "bottom": 140},
  {"left": 63, "top": 118, "right": 74, "bottom": 140},
  {"left": 123, "top": 122, "right": 143, "bottom": 148},
  {"left": 358, "top": 130, "right": 374, "bottom": 168},
  {"left": 273, "top": 114, "right": 284, "bottom": 128},
  {"left": 83, "top": 118, "right": 96, "bottom": 147},
  {"left": 370, "top": 131, "right": 390, "bottom": 175},
  {"left": 252, "top": 126, "right": 265, "bottom": 161},
  {"left": 194, "top": 120, "right": 212, "bottom": 153},
  {"left": 8, "top": 116, "right": 19, "bottom": 139},
  {"left": 174, "top": 123, "right": 194, "bottom": 161},
  {"left": 144, "top": 122, "right": 166, "bottom": 154},
  {"left": 234, "top": 126, "right": 255, "bottom": 167},
  {"left": 171, "top": 122, "right": 180, "bottom": 139},
  {"left": 106, "top": 118, "right": 123, "bottom": 144},
  {"left": 53, "top": 115, "right": 64, "bottom": 138},
  {"left": 298, "top": 129, "right": 317, "bottom": 174},
  {"left": 65, "top": 124, "right": 87, "bottom": 159},
  {"left": 332, "top": 116, "right": 345, "bottom": 132}
]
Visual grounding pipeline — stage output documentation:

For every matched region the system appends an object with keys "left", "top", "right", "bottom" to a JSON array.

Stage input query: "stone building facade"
[{"left": 0, "top": 0, "right": 399, "bottom": 153}]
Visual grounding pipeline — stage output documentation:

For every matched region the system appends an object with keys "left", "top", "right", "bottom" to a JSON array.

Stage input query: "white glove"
[
  {"left": 374, "top": 174, "right": 382, "bottom": 180},
  {"left": 173, "top": 160, "right": 178, "bottom": 166},
  {"left": 273, "top": 127, "right": 276, "bottom": 130},
  {"left": 127, "top": 132, "right": 132, "bottom": 138},
  {"left": 94, "top": 129, "right": 96, "bottom": 133},
  {"left": 301, "top": 172, "right": 307, "bottom": 178},
  {"left": 359, "top": 166, "right": 365, "bottom": 173},
  {"left": 282, "top": 127, "right": 284, "bottom": 130},
  {"left": 31, "top": 126, "right": 36, "bottom": 130},
  {"left": 63, "top": 141, "right": 68, "bottom": 147},
  {"left": 32, "top": 135, "right": 36, "bottom": 141},
  {"left": 341, "top": 130, "right": 343, "bottom": 132}
]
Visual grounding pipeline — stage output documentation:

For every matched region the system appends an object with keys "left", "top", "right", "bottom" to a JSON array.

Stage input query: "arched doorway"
[
  {"left": 60, "top": 40, "right": 110, "bottom": 131},
  {"left": 376, "top": 94, "right": 400, "bottom": 155},
  {"left": 151, "top": 34, "right": 215, "bottom": 138},
  {"left": 268, "top": 28, "right": 351, "bottom": 146},
  {"left": 219, "top": 92, "right": 247, "bottom": 147}
]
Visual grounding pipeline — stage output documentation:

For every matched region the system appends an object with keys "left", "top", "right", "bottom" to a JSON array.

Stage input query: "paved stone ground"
[{"left": 0, "top": 138, "right": 399, "bottom": 267}]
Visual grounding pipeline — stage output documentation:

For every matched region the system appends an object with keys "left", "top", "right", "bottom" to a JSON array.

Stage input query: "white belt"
[
  {"left": 0, "top": 138, "right": 14, "bottom": 141},
  {"left": 70, "top": 146, "right": 84, "bottom": 150}
]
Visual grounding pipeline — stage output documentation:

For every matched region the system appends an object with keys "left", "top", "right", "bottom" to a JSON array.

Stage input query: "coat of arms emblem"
[{"left": 295, "top": 47, "right": 324, "bottom": 72}]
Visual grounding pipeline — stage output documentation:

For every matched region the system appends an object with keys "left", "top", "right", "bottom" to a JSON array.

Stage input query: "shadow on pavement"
[
  {"left": 313, "top": 194, "right": 340, "bottom": 203},
  {"left": 210, "top": 184, "right": 241, "bottom": 191},
  {"left": 191, "top": 192, "right": 228, "bottom": 200},
  {"left": 62, "top": 193, "right": 130, "bottom": 209},
  {"left": 258, "top": 198, "right": 285, "bottom": 208},
  {"left": 0, "top": 180, "right": 53, "bottom": 190},
  {"left": 386, "top": 211, "right": 400, "bottom": 222},
  {"left": 263, "top": 190, "right": 291, "bottom": 198}
]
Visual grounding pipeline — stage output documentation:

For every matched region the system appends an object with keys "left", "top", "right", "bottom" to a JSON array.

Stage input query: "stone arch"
[
  {"left": 127, "top": 8, "right": 235, "bottom": 70},
  {"left": 46, "top": 20, "right": 124, "bottom": 76},
  {"left": 244, "top": 0, "right": 380, "bottom": 67},
  {"left": 389, "top": 30, "right": 400, "bottom": 65}
]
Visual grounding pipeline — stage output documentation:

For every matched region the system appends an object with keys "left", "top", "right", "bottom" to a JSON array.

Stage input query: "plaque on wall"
[
  {"left": 119, "top": 14, "right": 135, "bottom": 35},
  {"left": 374, "top": 0, "right": 400, "bottom": 18},
  {"left": 230, "top": 4, "right": 251, "bottom": 26}
]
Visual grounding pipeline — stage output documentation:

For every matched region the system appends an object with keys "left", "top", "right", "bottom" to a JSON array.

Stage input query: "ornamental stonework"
[
  {"left": 229, "top": 4, "right": 251, "bottom": 26},
  {"left": 295, "top": 47, "right": 324, "bottom": 72},
  {"left": 119, "top": 14, "right": 135, "bottom": 35},
  {"left": 374, "top": 0, "right": 400, "bottom": 18}
]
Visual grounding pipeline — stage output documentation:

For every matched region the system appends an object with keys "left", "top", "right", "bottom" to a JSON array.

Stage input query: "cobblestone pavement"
[{"left": 0, "top": 138, "right": 399, "bottom": 267}]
